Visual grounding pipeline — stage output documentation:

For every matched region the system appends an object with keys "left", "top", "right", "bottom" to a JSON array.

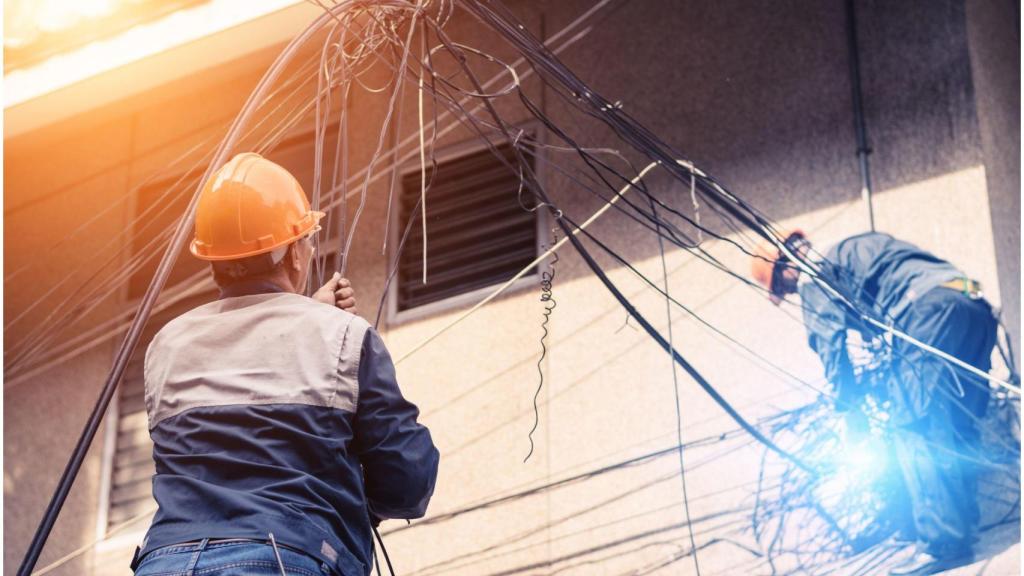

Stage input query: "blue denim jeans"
[{"left": 134, "top": 539, "right": 333, "bottom": 576}]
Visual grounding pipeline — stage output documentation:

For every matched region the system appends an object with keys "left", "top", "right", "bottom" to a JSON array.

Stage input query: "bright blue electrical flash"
[
  {"left": 842, "top": 439, "right": 884, "bottom": 474},
  {"left": 815, "top": 433, "right": 890, "bottom": 509}
]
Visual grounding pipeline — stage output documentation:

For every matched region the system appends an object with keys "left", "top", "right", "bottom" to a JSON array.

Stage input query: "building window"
[
  {"left": 129, "top": 126, "right": 345, "bottom": 300},
  {"left": 395, "top": 142, "right": 540, "bottom": 312},
  {"left": 128, "top": 169, "right": 207, "bottom": 299}
]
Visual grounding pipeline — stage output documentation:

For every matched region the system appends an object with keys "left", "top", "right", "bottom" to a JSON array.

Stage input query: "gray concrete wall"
[
  {"left": 354, "top": 1, "right": 1016, "bottom": 573},
  {"left": 4, "top": 81, "right": 143, "bottom": 575},
  {"left": 4, "top": 349, "right": 114, "bottom": 575},
  {"left": 966, "top": 0, "right": 1021, "bottom": 360},
  {"left": 3, "top": 1, "right": 1018, "bottom": 574}
]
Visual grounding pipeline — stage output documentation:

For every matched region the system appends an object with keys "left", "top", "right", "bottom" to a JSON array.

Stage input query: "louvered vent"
[
  {"left": 108, "top": 356, "right": 155, "bottom": 527},
  {"left": 106, "top": 291, "right": 216, "bottom": 528},
  {"left": 397, "top": 143, "right": 538, "bottom": 311}
]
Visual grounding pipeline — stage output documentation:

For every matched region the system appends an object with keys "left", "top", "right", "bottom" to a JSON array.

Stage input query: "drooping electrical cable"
[
  {"left": 5, "top": 52, "right": 333, "bottom": 379},
  {"left": 652, "top": 198, "right": 702, "bottom": 576},
  {"left": 523, "top": 231, "right": 558, "bottom": 463},
  {"left": 15, "top": 4, "right": 402, "bottom": 572},
  {"left": 15, "top": 1, "right": 1020, "bottom": 574},
  {"left": 423, "top": 16, "right": 817, "bottom": 475},
  {"left": 457, "top": 0, "right": 1019, "bottom": 395}
]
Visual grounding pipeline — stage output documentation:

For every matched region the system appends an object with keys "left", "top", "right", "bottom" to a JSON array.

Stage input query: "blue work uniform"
[
  {"left": 133, "top": 280, "right": 439, "bottom": 576},
  {"left": 798, "top": 232, "right": 996, "bottom": 557}
]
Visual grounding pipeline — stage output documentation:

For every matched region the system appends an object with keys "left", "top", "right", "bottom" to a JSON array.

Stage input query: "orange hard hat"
[
  {"left": 190, "top": 153, "right": 324, "bottom": 261},
  {"left": 750, "top": 229, "right": 806, "bottom": 303}
]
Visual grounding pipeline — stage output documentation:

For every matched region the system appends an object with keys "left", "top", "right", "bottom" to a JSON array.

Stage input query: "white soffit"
[{"left": 4, "top": 0, "right": 323, "bottom": 138}]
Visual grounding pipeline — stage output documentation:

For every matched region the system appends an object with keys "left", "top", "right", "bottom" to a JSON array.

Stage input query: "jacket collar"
[{"left": 218, "top": 279, "right": 288, "bottom": 300}]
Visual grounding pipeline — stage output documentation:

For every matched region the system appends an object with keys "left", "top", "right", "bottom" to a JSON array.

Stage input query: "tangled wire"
[
  {"left": 14, "top": 1, "right": 1023, "bottom": 575},
  {"left": 524, "top": 231, "right": 558, "bottom": 463},
  {"left": 752, "top": 391, "right": 1020, "bottom": 574}
]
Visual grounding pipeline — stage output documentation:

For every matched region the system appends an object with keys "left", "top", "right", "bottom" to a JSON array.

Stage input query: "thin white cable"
[
  {"left": 394, "top": 160, "right": 660, "bottom": 365},
  {"left": 418, "top": 16, "right": 429, "bottom": 284},
  {"left": 682, "top": 159, "right": 703, "bottom": 244},
  {"left": 864, "top": 315, "right": 1021, "bottom": 394},
  {"left": 339, "top": 4, "right": 422, "bottom": 276}
]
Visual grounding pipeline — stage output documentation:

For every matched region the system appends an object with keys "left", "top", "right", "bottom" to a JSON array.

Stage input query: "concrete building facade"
[{"left": 4, "top": 1, "right": 1019, "bottom": 574}]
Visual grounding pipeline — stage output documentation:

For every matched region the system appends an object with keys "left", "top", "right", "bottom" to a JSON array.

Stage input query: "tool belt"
[{"left": 940, "top": 277, "right": 983, "bottom": 299}]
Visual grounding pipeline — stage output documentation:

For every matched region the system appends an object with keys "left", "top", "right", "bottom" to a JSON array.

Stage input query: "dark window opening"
[
  {"left": 128, "top": 129, "right": 344, "bottom": 299},
  {"left": 128, "top": 168, "right": 207, "bottom": 299}
]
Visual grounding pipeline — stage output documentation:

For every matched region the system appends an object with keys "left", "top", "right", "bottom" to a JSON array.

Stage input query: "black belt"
[
  {"left": 182, "top": 537, "right": 307, "bottom": 554},
  {"left": 131, "top": 538, "right": 313, "bottom": 571}
]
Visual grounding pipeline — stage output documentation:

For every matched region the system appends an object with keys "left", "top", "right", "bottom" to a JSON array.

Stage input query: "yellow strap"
[{"left": 941, "top": 278, "right": 981, "bottom": 294}]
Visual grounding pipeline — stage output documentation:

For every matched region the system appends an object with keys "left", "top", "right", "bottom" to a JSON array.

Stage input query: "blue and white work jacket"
[
  {"left": 138, "top": 280, "right": 439, "bottom": 575},
  {"left": 798, "top": 232, "right": 963, "bottom": 408}
]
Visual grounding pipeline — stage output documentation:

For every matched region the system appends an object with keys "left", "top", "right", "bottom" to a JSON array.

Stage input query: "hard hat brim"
[{"left": 190, "top": 210, "right": 325, "bottom": 261}]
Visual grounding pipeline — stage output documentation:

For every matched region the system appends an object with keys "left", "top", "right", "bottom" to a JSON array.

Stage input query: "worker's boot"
[{"left": 888, "top": 547, "right": 974, "bottom": 576}]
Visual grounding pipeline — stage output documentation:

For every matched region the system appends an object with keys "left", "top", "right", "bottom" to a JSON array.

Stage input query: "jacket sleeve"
[
  {"left": 799, "top": 281, "right": 859, "bottom": 411},
  {"left": 353, "top": 328, "right": 439, "bottom": 520}
]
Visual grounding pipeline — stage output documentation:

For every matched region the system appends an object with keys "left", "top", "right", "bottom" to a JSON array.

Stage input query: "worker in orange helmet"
[
  {"left": 750, "top": 229, "right": 809, "bottom": 306},
  {"left": 752, "top": 229, "right": 998, "bottom": 576},
  {"left": 132, "top": 153, "right": 439, "bottom": 576}
]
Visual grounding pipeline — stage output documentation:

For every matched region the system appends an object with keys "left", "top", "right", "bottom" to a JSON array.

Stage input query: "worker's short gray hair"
[{"left": 211, "top": 244, "right": 290, "bottom": 283}]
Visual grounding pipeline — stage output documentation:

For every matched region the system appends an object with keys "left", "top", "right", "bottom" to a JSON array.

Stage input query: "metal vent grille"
[
  {"left": 108, "top": 357, "right": 154, "bottom": 527},
  {"left": 397, "top": 143, "right": 538, "bottom": 311},
  {"left": 106, "top": 291, "right": 215, "bottom": 528}
]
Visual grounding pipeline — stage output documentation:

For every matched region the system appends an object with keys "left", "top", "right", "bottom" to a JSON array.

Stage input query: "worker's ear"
[{"left": 287, "top": 242, "right": 303, "bottom": 272}]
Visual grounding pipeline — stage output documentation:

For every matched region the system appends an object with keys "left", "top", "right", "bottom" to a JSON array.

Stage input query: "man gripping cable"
[{"left": 133, "top": 153, "right": 439, "bottom": 576}]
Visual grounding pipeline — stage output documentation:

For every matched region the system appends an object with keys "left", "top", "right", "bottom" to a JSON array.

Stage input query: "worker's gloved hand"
[{"left": 313, "top": 272, "right": 358, "bottom": 314}]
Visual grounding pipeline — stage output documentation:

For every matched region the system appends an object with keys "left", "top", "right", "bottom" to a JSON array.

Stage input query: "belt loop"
[
  {"left": 184, "top": 538, "right": 210, "bottom": 576},
  {"left": 130, "top": 546, "right": 143, "bottom": 571}
]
